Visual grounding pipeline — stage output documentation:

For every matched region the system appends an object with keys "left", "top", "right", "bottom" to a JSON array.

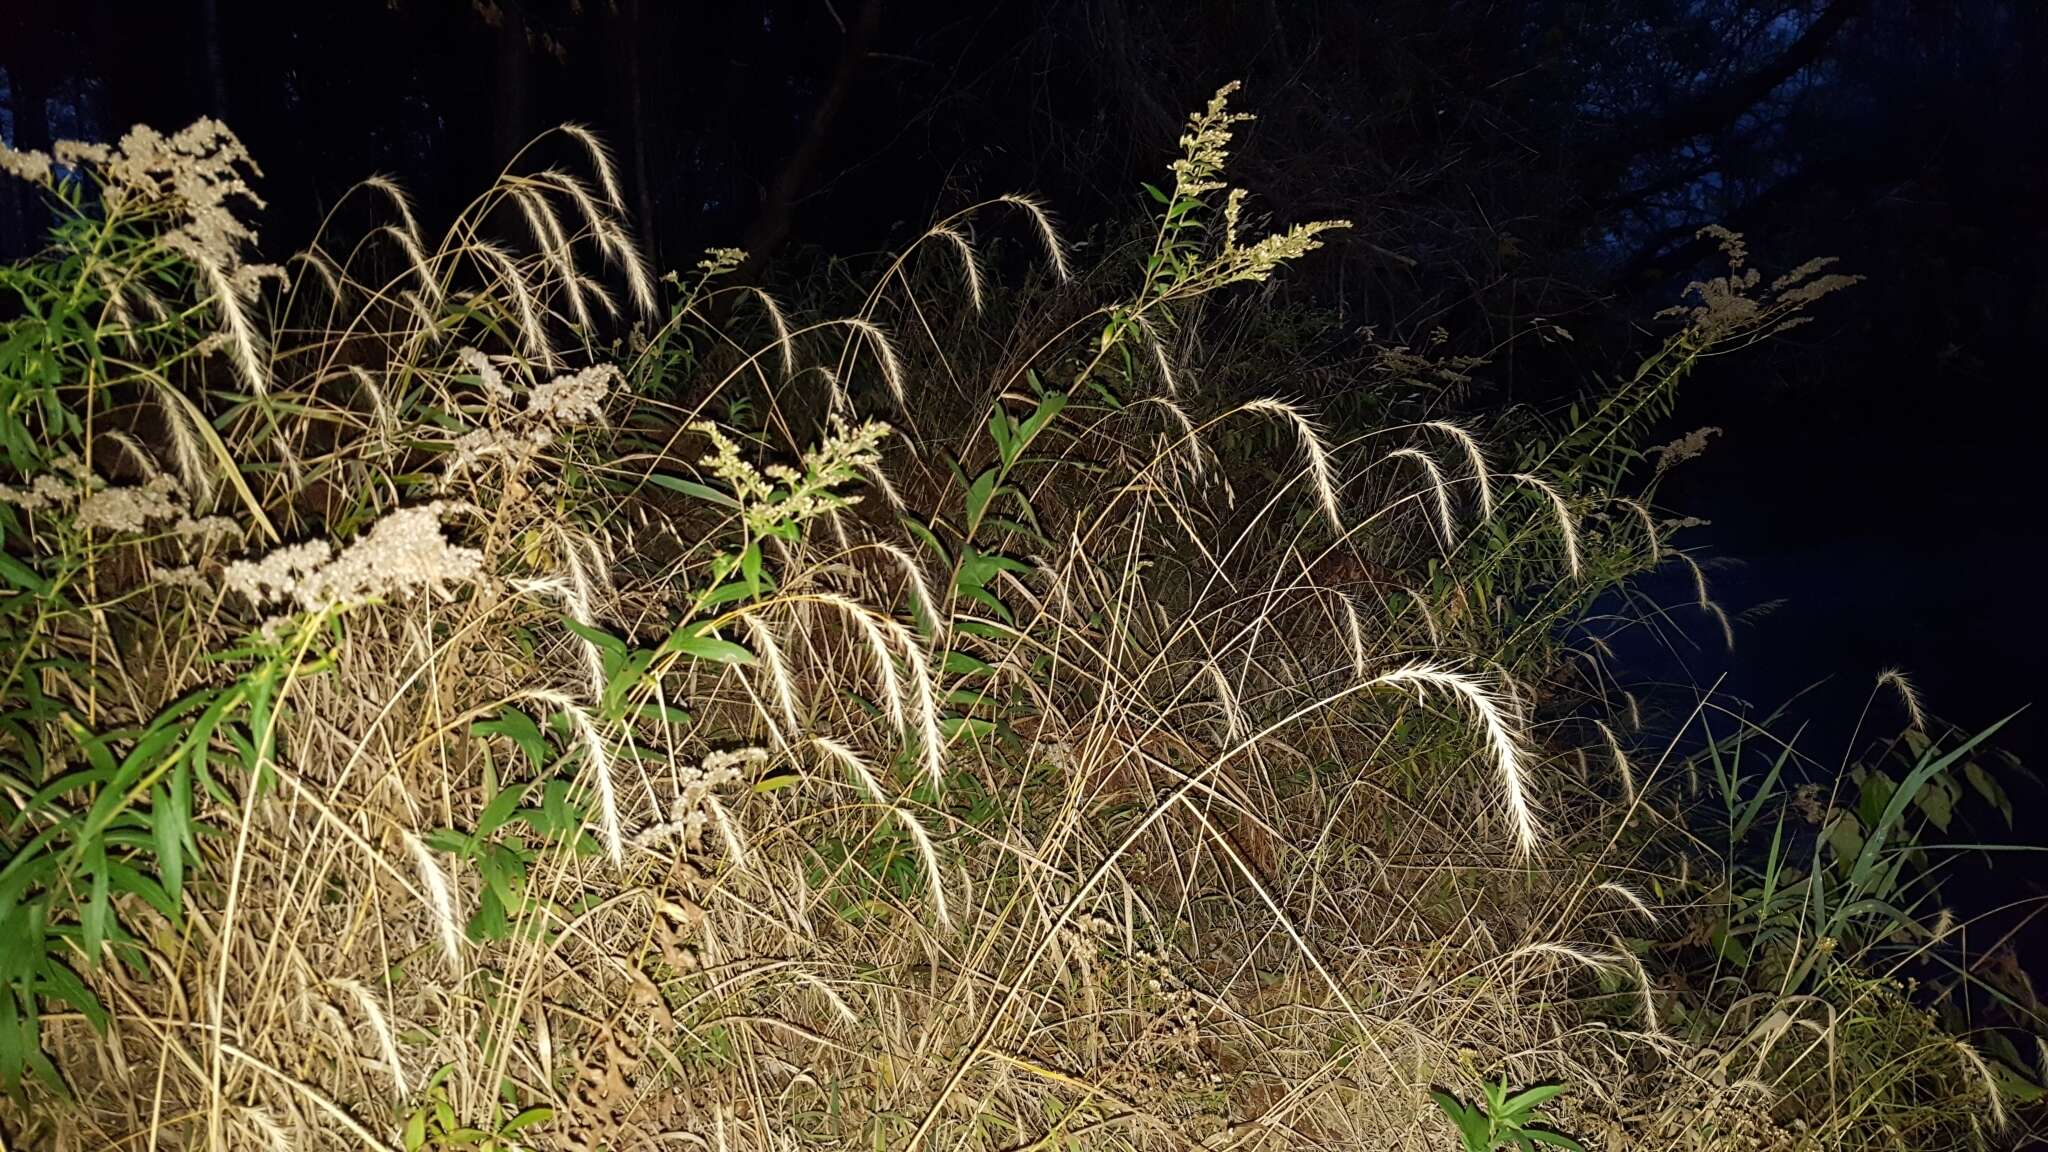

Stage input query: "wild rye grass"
[{"left": 0, "top": 90, "right": 2029, "bottom": 1152}]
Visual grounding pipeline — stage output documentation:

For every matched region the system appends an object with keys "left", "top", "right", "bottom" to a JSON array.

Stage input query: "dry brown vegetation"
[{"left": 0, "top": 90, "right": 2024, "bottom": 1152}]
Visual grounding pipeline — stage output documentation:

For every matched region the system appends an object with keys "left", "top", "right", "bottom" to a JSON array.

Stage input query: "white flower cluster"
[
  {"left": 631, "top": 748, "right": 765, "bottom": 852},
  {"left": 1658, "top": 226, "right": 1861, "bottom": 342},
  {"left": 54, "top": 122, "right": 269, "bottom": 276},
  {"left": 0, "top": 454, "right": 92, "bottom": 512},
  {"left": 0, "top": 141, "right": 52, "bottom": 184},
  {"left": 223, "top": 503, "right": 482, "bottom": 614},
  {"left": 0, "top": 455, "right": 238, "bottom": 540},
  {"left": 692, "top": 416, "right": 890, "bottom": 536},
  {"left": 1158, "top": 85, "right": 1351, "bottom": 290},
  {"left": 525, "top": 364, "right": 615, "bottom": 426},
  {"left": 696, "top": 248, "right": 748, "bottom": 276},
  {"left": 441, "top": 352, "right": 616, "bottom": 485},
  {"left": 444, "top": 426, "right": 545, "bottom": 481},
  {"left": 458, "top": 347, "right": 513, "bottom": 403},
  {"left": 1169, "top": 82, "right": 1254, "bottom": 200},
  {"left": 1216, "top": 218, "right": 1350, "bottom": 285},
  {"left": 74, "top": 475, "right": 183, "bottom": 534},
  {"left": 1, "top": 120, "right": 285, "bottom": 389}
]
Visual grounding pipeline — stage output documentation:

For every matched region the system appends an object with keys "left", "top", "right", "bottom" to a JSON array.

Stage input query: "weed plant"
[{"left": 0, "top": 92, "right": 2029, "bottom": 1152}]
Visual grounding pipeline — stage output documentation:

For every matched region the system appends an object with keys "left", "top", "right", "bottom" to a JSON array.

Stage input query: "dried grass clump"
[{"left": 0, "top": 90, "right": 2007, "bottom": 1152}]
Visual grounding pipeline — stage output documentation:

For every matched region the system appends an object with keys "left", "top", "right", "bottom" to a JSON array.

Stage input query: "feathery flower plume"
[
  {"left": 998, "top": 193, "right": 1070, "bottom": 281},
  {"left": 748, "top": 287, "right": 796, "bottom": 378},
  {"left": 1338, "top": 594, "right": 1370, "bottom": 680},
  {"left": 1877, "top": 667, "right": 1927, "bottom": 731},
  {"left": 873, "top": 541, "right": 939, "bottom": 636},
  {"left": 563, "top": 702, "right": 623, "bottom": 865},
  {"left": 1594, "top": 881, "right": 1657, "bottom": 923},
  {"left": 1375, "top": 664, "right": 1541, "bottom": 854},
  {"left": 743, "top": 613, "right": 803, "bottom": 736},
  {"left": 558, "top": 122, "right": 626, "bottom": 211},
  {"left": 1388, "top": 447, "right": 1456, "bottom": 545},
  {"left": 1617, "top": 498, "right": 1662, "bottom": 563},
  {"left": 1242, "top": 398, "right": 1343, "bottom": 533},
  {"left": 401, "top": 831, "right": 462, "bottom": 971},
  {"left": 1953, "top": 1038, "right": 2008, "bottom": 1130},
  {"left": 1423, "top": 420, "right": 1493, "bottom": 518},
  {"left": 1594, "top": 719, "right": 1637, "bottom": 804},
  {"left": 1135, "top": 315, "right": 1180, "bottom": 395},
  {"left": 814, "top": 736, "right": 889, "bottom": 801},
  {"left": 927, "top": 224, "right": 985, "bottom": 313},
  {"left": 332, "top": 979, "right": 407, "bottom": 1099},
  {"left": 838, "top": 318, "right": 908, "bottom": 408},
  {"left": 1510, "top": 472, "right": 1580, "bottom": 578},
  {"left": 895, "top": 806, "right": 953, "bottom": 929}
]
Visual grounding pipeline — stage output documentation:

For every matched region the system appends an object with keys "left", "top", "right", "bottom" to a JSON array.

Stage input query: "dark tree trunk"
[
  {"left": 610, "top": 0, "right": 660, "bottom": 264},
  {"left": 732, "top": 0, "right": 885, "bottom": 286},
  {"left": 493, "top": 0, "right": 532, "bottom": 168},
  {"left": 3, "top": 14, "right": 58, "bottom": 257},
  {"left": 197, "top": 0, "right": 230, "bottom": 120}
]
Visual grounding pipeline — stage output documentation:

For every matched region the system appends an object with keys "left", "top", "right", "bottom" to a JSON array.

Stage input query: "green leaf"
[
  {"left": 901, "top": 517, "right": 951, "bottom": 567},
  {"left": 37, "top": 957, "right": 106, "bottom": 1031},
  {"left": 1857, "top": 771, "right": 1896, "bottom": 832},
  {"left": 1016, "top": 393, "right": 1066, "bottom": 453},
  {"left": 81, "top": 847, "right": 109, "bottom": 962},
  {"left": 1823, "top": 813, "right": 1865, "bottom": 871},
  {"left": 1140, "top": 181, "right": 1170, "bottom": 204},
  {"left": 1913, "top": 774, "right": 1954, "bottom": 831},
  {"left": 663, "top": 631, "right": 756, "bottom": 666},
  {"left": 1964, "top": 760, "right": 2013, "bottom": 826},
  {"left": 473, "top": 710, "right": 549, "bottom": 774},
  {"left": 940, "top": 717, "right": 997, "bottom": 741},
  {"left": 1431, "top": 1090, "right": 1490, "bottom": 1152},
  {"left": 152, "top": 784, "right": 185, "bottom": 911},
  {"left": 502, "top": 1106, "right": 554, "bottom": 1134},
  {"left": 0, "top": 992, "right": 25, "bottom": 1091},
  {"left": 988, "top": 409, "right": 1015, "bottom": 468},
  {"left": 964, "top": 469, "right": 998, "bottom": 531},
  {"left": 0, "top": 552, "right": 46, "bottom": 594},
  {"left": 1853, "top": 716, "right": 2011, "bottom": 885},
  {"left": 1500, "top": 1083, "right": 1567, "bottom": 1117},
  {"left": 1523, "top": 1129, "right": 1587, "bottom": 1151},
  {"left": 477, "top": 780, "right": 532, "bottom": 838},
  {"left": 942, "top": 652, "right": 993, "bottom": 677},
  {"left": 1993, "top": 1059, "right": 2048, "bottom": 1104},
  {"left": 643, "top": 472, "right": 742, "bottom": 509}
]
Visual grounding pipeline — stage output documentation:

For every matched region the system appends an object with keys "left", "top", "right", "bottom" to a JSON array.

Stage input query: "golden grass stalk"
[
  {"left": 1594, "top": 719, "right": 1637, "bottom": 804},
  {"left": 400, "top": 831, "right": 462, "bottom": 972},
  {"left": 927, "top": 224, "right": 985, "bottom": 313},
  {"left": 1422, "top": 419, "right": 1494, "bottom": 518},
  {"left": 997, "top": 193, "right": 1070, "bottom": 281},
  {"left": 1375, "top": 664, "right": 1541, "bottom": 855},
  {"left": 1242, "top": 398, "right": 1343, "bottom": 533},
  {"left": 1510, "top": 471, "right": 1580, "bottom": 578},
  {"left": 1388, "top": 447, "right": 1456, "bottom": 545},
  {"left": 1877, "top": 667, "right": 1927, "bottom": 731}
]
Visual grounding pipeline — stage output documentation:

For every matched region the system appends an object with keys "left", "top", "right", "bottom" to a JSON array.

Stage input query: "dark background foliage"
[{"left": 2, "top": 0, "right": 2041, "bottom": 761}]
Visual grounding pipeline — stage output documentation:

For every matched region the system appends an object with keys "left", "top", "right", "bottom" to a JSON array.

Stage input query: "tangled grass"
[{"left": 0, "top": 89, "right": 2029, "bottom": 1152}]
